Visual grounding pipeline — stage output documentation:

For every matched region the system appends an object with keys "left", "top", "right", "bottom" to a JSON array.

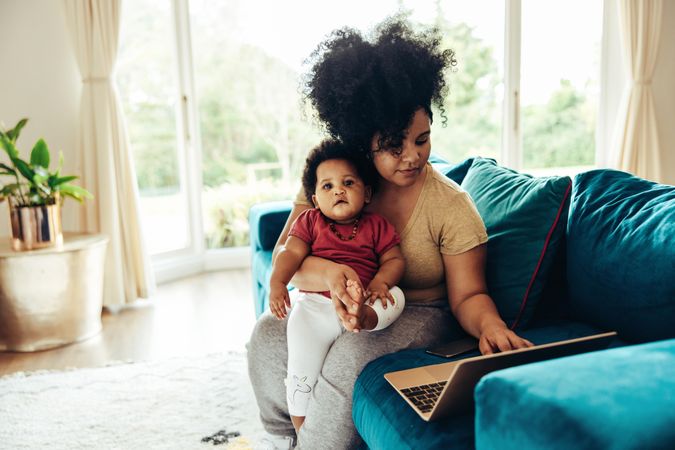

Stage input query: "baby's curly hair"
[
  {"left": 303, "top": 15, "right": 456, "bottom": 153},
  {"left": 302, "top": 139, "right": 378, "bottom": 203}
]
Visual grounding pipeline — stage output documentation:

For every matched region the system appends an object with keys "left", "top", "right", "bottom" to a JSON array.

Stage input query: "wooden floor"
[{"left": 0, "top": 269, "right": 257, "bottom": 376}]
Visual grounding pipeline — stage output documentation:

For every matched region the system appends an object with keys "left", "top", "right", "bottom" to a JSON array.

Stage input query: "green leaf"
[
  {"left": 58, "top": 183, "right": 93, "bottom": 202},
  {"left": 1, "top": 183, "right": 21, "bottom": 196},
  {"left": 48, "top": 175, "right": 78, "bottom": 188},
  {"left": 7, "top": 118, "right": 28, "bottom": 142},
  {"left": 33, "top": 166, "right": 48, "bottom": 176},
  {"left": 12, "top": 157, "right": 35, "bottom": 182},
  {"left": 30, "top": 138, "right": 50, "bottom": 168},
  {"left": 33, "top": 174, "right": 50, "bottom": 191},
  {"left": 0, "top": 134, "right": 19, "bottom": 159},
  {"left": 28, "top": 193, "right": 45, "bottom": 205},
  {"left": 0, "top": 163, "right": 16, "bottom": 175}
]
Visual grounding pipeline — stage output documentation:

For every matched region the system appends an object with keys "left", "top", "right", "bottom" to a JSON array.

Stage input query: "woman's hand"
[
  {"left": 478, "top": 320, "right": 534, "bottom": 355},
  {"left": 442, "top": 247, "right": 534, "bottom": 355},
  {"left": 327, "top": 265, "right": 365, "bottom": 331}
]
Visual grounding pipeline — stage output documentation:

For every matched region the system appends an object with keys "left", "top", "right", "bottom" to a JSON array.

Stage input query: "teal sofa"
[{"left": 248, "top": 156, "right": 675, "bottom": 449}]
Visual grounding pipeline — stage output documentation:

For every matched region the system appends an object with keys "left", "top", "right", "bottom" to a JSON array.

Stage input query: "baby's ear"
[
  {"left": 311, "top": 194, "right": 319, "bottom": 208},
  {"left": 364, "top": 186, "right": 373, "bottom": 204}
]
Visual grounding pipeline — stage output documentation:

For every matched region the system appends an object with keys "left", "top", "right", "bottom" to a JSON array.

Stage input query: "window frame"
[
  {"left": 505, "top": 0, "right": 605, "bottom": 175},
  {"left": 502, "top": 0, "right": 522, "bottom": 169}
]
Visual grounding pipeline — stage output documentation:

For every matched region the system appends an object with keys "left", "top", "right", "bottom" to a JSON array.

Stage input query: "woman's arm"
[{"left": 443, "top": 244, "right": 533, "bottom": 354}]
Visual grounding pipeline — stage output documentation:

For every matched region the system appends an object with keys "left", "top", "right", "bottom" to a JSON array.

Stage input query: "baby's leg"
[
  {"left": 363, "top": 286, "right": 405, "bottom": 331},
  {"left": 286, "top": 293, "right": 342, "bottom": 432}
]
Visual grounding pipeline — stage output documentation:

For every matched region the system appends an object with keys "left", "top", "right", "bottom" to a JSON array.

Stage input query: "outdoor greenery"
[
  {"left": 202, "top": 180, "right": 296, "bottom": 249},
  {"left": 116, "top": 1, "right": 180, "bottom": 194},
  {"left": 431, "top": 17, "right": 502, "bottom": 162},
  {"left": 117, "top": 0, "right": 597, "bottom": 250},
  {"left": 522, "top": 79, "right": 596, "bottom": 168}
]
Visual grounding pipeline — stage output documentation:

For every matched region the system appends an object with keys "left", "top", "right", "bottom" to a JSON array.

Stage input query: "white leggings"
[{"left": 285, "top": 287, "right": 405, "bottom": 417}]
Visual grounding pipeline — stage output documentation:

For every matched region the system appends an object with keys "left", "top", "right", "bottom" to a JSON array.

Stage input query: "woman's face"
[{"left": 370, "top": 108, "right": 431, "bottom": 188}]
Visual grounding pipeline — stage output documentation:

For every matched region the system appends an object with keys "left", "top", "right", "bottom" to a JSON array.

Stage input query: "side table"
[{"left": 0, "top": 233, "right": 108, "bottom": 352}]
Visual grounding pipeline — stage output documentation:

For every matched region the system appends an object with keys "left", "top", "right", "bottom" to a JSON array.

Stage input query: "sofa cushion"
[
  {"left": 475, "top": 338, "right": 675, "bottom": 450},
  {"left": 248, "top": 200, "right": 293, "bottom": 251},
  {"left": 353, "top": 322, "right": 611, "bottom": 450},
  {"left": 461, "top": 158, "right": 572, "bottom": 328},
  {"left": 567, "top": 170, "right": 675, "bottom": 342},
  {"left": 431, "top": 156, "right": 476, "bottom": 185},
  {"left": 353, "top": 349, "right": 475, "bottom": 450},
  {"left": 249, "top": 201, "right": 292, "bottom": 318}
]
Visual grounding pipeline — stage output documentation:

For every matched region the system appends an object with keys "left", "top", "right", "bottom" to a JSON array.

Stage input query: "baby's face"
[{"left": 312, "top": 159, "right": 371, "bottom": 224}]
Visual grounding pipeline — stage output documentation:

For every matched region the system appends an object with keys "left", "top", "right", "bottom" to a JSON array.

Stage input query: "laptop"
[{"left": 385, "top": 331, "right": 617, "bottom": 421}]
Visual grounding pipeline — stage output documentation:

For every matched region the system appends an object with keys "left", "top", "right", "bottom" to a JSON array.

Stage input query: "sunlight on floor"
[{"left": 144, "top": 269, "right": 257, "bottom": 356}]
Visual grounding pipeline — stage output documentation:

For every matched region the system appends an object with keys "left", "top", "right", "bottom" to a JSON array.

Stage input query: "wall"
[
  {"left": 652, "top": 0, "right": 675, "bottom": 184},
  {"left": 0, "top": 0, "right": 81, "bottom": 236}
]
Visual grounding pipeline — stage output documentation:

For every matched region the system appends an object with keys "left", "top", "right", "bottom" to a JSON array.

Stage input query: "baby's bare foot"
[{"left": 345, "top": 280, "right": 362, "bottom": 314}]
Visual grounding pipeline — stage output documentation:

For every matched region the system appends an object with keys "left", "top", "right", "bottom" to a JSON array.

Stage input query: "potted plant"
[{"left": 0, "top": 118, "right": 92, "bottom": 251}]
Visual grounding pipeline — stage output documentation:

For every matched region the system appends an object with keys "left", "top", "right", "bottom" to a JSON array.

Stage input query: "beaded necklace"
[{"left": 328, "top": 217, "right": 360, "bottom": 241}]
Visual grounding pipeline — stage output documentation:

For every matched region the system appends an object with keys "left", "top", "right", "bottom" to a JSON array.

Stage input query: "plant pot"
[{"left": 8, "top": 199, "right": 63, "bottom": 251}]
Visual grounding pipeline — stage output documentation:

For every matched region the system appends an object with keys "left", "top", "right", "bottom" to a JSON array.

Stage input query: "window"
[
  {"left": 117, "top": 0, "right": 605, "bottom": 277},
  {"left": 117, "top": 0, "right": 192, "bottom": 256},
  {"left": 188, "top": 0, "right": 404, "bottom": 249},
  {"left": 189, "top": 0, "right": 320, "bottom": 250},
  {"left": 420, "top": 0, "right": 505, "bottom": 164},
  {"left": 519, "top": 0, "right": 602, "bottom": 174}
]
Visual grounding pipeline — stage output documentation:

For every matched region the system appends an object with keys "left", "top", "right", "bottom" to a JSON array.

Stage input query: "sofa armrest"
[
  {"left": 248, "top": 201, "right": 292, "bottom": 318},
  {"left": 474, "top": 339, "right": 675, "bottom": 450},
  {"left": 249, "top": 200, "right": 293, "bottom": 252}
]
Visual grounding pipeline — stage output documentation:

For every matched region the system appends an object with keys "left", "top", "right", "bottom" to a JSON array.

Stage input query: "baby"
[{"left": 268, "top": 139, "right": 406, "bottom": 433}]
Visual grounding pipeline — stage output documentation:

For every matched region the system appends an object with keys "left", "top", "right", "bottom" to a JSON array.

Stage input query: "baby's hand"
[
  {"left": 366, "top": 281, "right": 395, "bottom": 309},
  {"left": 269, "top": 282, "right": 291, "bottom": 319}
]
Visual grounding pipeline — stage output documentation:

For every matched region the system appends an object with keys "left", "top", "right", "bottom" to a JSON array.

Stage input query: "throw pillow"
[
  {"left": 567, "top": 169, "right": 675, "bottom": 342},
  {"left": 428, "top": 155, "right": 477, "bottom": 185},
  {"left": 461, "top": 158, "right": 572, "bottom": 329}
]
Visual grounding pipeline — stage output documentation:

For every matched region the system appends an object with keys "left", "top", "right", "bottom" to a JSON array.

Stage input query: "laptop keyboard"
[{"left": 400, "top": 381, "right": 447, "bottom": 413}]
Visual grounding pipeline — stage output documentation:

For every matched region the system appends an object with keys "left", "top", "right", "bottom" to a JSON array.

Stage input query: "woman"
[{"left": 247, "top": 16, "right": 532, "bottom": 449}]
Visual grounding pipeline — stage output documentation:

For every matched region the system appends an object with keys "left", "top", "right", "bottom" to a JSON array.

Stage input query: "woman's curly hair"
[
  {"left": 303, "top": 15, "right": 456, "bottom": 153},
  {"left": 301, "top": 139, "right": 378, "bottom": 204}
]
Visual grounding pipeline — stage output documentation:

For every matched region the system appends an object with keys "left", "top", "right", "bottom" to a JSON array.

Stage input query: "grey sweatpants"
[{"left": 247, "top": 300, "right": 465, "bottom": 450}]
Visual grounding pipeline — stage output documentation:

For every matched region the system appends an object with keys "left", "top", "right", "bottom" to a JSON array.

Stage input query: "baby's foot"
[{"left": 345, "top": 280, "right": 362, "bottom": 314}]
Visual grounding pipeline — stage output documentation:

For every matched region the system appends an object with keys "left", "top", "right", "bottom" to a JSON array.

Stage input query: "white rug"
[{"left": 0, "top": 352, "right": 280, "bottom": 450}]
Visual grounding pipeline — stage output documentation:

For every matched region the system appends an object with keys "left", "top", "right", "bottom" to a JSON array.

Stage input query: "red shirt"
[{"left": 289, "top": 209, "right": 401, "bottom": 297}]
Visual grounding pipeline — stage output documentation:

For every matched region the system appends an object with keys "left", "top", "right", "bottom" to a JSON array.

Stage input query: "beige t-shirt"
[{"left": 293, "top": 164, "right": 488, "bottom": 303}]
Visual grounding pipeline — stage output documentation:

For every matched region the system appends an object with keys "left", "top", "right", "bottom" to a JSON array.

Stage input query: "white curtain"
[
  {"left": 62, "top": 0, "right": 155, "bottom": 306},
  {"left": 612, "top": 0, "right": 664, "bottom": 182}
]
